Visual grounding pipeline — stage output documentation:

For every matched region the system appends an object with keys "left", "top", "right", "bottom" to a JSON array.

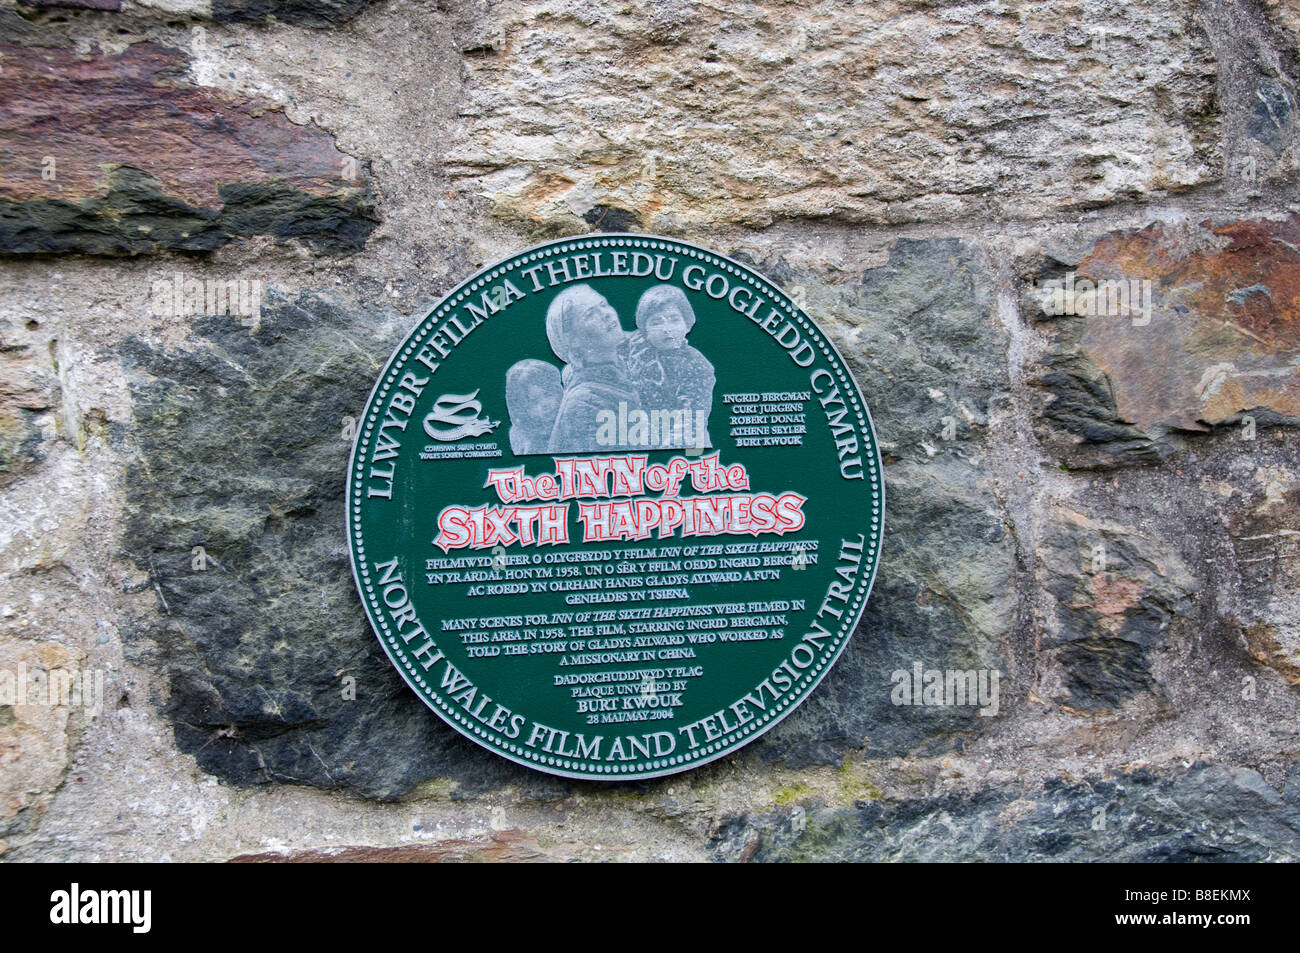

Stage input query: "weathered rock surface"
[
  {"left": 0, "top": 309, "right": 56, "bottom": 488},
  {"left": 711, "top": 762, "right": 1300, "bottom": 861},
  {"left": 448, "top": 0, "right": 1221, "bottom": 232},
  {"left": 0, "top": 43, "right": 377, "bottom": 255},
  {"left": 1030, "top": 216, "right": 1300, "bottom": 468},
  {"left": 1, "top": 0, "right": 1299, "bottom": 863},
  {"left": 17, "top": 0, "right": 121, "bottom": 10},
  {"left": 210, "top": 0, "right": 378, "bottom": 28},
  {"left": 1034, "top": 505, "right": 1196, "bottom": 714},
  {"left": 230, "top": 830, "right": 560, "bottom": 862},
  {"left": 1226, "top": 469, "right": 1300, "bottom": 684},
  {"left": 752, "top": 238, "right": 1016, "bottom": 765},
  {"left": 0, "top": 640, "right": 85, "bottom": 843},
  {"left": 119, "top": 292, "right": 544, "bottom": 798}
]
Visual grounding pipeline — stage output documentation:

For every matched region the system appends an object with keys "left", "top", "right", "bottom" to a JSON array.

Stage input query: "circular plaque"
[{"left": 347, "top": 234, "right": 883, "bottom": 779}]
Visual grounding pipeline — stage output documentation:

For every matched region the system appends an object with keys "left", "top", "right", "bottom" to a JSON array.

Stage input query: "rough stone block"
[
  {"left": 0, "top": 43, "right": 377, "bottom": 256},
  {"left": 446, "top": 0, "right": 1220, "bottom": 232},
  {"left": 1030, "top": 217, "right": 1300, "bottom": 467}
]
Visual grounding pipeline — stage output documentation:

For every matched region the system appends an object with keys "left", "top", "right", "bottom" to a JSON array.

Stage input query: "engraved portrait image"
[
  {"left": 504, "top": 359, "right": 562, "bottom": 455},
  {"left": 623, "top": 284, "right": 715, "bottom": 449},
  {"left": 504, "top": 282, "right": 716, "bottom": 455},
  {"left": 540, "top": 283, "right": 641, "bottom": 454}
]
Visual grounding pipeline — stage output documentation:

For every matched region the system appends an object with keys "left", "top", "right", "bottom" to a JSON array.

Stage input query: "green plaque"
[{"left": 347, "top": 235, "right": 883, "bottom": 779}]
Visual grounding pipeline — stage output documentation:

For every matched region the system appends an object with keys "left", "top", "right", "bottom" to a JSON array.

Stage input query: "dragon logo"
[{"left": 422, "top": 390, "right": 499, "bottom": 442}]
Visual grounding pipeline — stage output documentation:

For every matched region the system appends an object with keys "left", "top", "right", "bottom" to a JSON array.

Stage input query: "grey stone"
[
  {"left": 120, "top": 291, "right": 535, "bottom": 798},
  {"left": 711, "top": 762, "right": 1300, "bottom": 862},
  {"left": 747, "top": 238, "right": 1017, "bottom": 766},
  {"left": 0, "top": 170, "right": 379, "bottom": 258},
  {"left": 1251, "top": 80, "right": 1296, "bottom": 151},
  {"left": 1035, "top": 512, "right": 1196, "bottom": 713},
  {"left": 211, "top": 0, "right": 377, "bottom": 28}
]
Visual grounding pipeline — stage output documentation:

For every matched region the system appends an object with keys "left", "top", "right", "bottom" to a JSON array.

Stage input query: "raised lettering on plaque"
[{"left": 348, "top": 235, "right": 883, "bottom": 779}]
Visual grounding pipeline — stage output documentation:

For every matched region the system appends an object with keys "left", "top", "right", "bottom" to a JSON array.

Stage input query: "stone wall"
[{"left": 2, "top": 0, "right": 1299, "bottom": 861}]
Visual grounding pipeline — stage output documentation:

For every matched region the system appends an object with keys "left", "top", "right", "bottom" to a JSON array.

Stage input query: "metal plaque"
[{"left": 347, "top": 235, "right": 883, "bottom": 779}]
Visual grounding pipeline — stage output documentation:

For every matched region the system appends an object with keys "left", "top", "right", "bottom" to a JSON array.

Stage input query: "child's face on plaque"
[
  {"left": 525, "top": 379, "right": 561, "bottom": 426},
  {"left": 644, "top": 306, "right": 688, "bottom": 350}
]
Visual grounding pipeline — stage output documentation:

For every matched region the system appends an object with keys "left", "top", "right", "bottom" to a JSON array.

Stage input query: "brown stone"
[
  {"left": 1077, "top": 218, "right": 1300, "bottom": 432},
  {"left": 1033, "top": 216, "right": 1300, "bottom": 466},
  {"left": 446, "top": 0, "right": 1220, "bottom": 232},
  {"left": 0, "top": 309, "right": 56, "bottom": 487},
  {"left": 0, "top": 642, "right": 84, "bottom": 830},
  {"left": 0, "top": 43, "right": 352, "bottom": 207},
  {"left": 0, "top": 42, "right": 376, "bottom": 254}
]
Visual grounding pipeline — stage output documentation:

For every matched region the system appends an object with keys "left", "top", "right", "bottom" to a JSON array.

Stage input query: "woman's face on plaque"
[{"left": 572, "top": 295, "right": 623, "bottom": 360}]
